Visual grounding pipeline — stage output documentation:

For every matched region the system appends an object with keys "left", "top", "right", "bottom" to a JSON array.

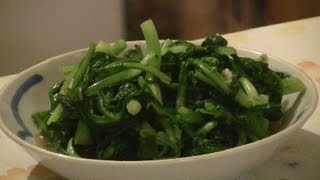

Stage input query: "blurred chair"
[{"left": 125, "top": 0, "right": 320, "bottom": 39}]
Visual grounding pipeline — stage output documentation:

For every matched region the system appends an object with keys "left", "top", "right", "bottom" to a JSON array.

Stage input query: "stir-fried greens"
[{"left": 32, "top": 19, "right": 306, "bottom": 160}]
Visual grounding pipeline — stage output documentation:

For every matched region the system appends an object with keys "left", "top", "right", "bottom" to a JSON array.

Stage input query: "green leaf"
[{"left": 281, "top": 77, "right": 306, "bottom": 95}]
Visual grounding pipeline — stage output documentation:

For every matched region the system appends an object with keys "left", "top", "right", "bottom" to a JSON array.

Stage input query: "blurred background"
[{"left": 0, "top": 0, "right": 319, "bottom": 76}]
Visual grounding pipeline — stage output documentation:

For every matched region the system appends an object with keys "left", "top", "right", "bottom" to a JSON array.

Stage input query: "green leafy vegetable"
[{"left": 32, "top": 19, "right": 306, "bottom": 160}]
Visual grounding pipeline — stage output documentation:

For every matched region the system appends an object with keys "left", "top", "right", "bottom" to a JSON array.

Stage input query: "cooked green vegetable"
[{"left": 33, "top": 19, "right": 305, "bottom": 160}]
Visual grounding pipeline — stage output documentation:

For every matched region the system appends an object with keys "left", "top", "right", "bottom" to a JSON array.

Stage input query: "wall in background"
[{"left": 0, "top": 0, "right": 124, "bottom": 76}]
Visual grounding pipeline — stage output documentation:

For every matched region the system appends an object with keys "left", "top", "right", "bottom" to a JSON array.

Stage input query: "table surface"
[{"left": 1, "top": 17, "right": 320, "bottom": 180}]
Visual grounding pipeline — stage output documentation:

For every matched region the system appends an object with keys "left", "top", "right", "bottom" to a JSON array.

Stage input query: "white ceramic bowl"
[{"left": 0, "top": 41, "right": 318, "bottom": 180}]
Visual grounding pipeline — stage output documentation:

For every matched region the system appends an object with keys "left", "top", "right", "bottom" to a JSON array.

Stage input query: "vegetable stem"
[
  {"left": 95, "top": 40, "right": 127, "bottom": 55},
  {"left": 176, "top": 62, "right": 188, "bottom": 110},
  {"left": 195, "top": 62, "right": 230, "bottom": 95},
  {"left": 141, "top": 19, "right": 163, "bottom": 105},
  {"left": 74, "top": 121, "right": 92, "bottom": 145},
  {"left": 140, "top": 19, "right": 161, "bottom": 67},
  {"left": 66, "top": 138, "right": 80, "bottom": 157},
  {"left": 85, "top": 54, "right": 155, "bottom": 95},
  {"left": 86, "top": 69, "right": 141, "bottom": 95},
  {"left": 47, "top": 44, "right": 95, "bottom": 125},
  {"left": 126, "top": 99, "right": 142, "bottom": 115},
  {"left": 235, "top": 77, "right": 269, "bottom": 108},
  {"left": 105, "top": 62, "right": 171, "bottom": 84}
]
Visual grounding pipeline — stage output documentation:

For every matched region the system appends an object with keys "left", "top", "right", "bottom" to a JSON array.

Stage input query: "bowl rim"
[{"left": 0, "top": 41, "right": 318, "bottom": 166}]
